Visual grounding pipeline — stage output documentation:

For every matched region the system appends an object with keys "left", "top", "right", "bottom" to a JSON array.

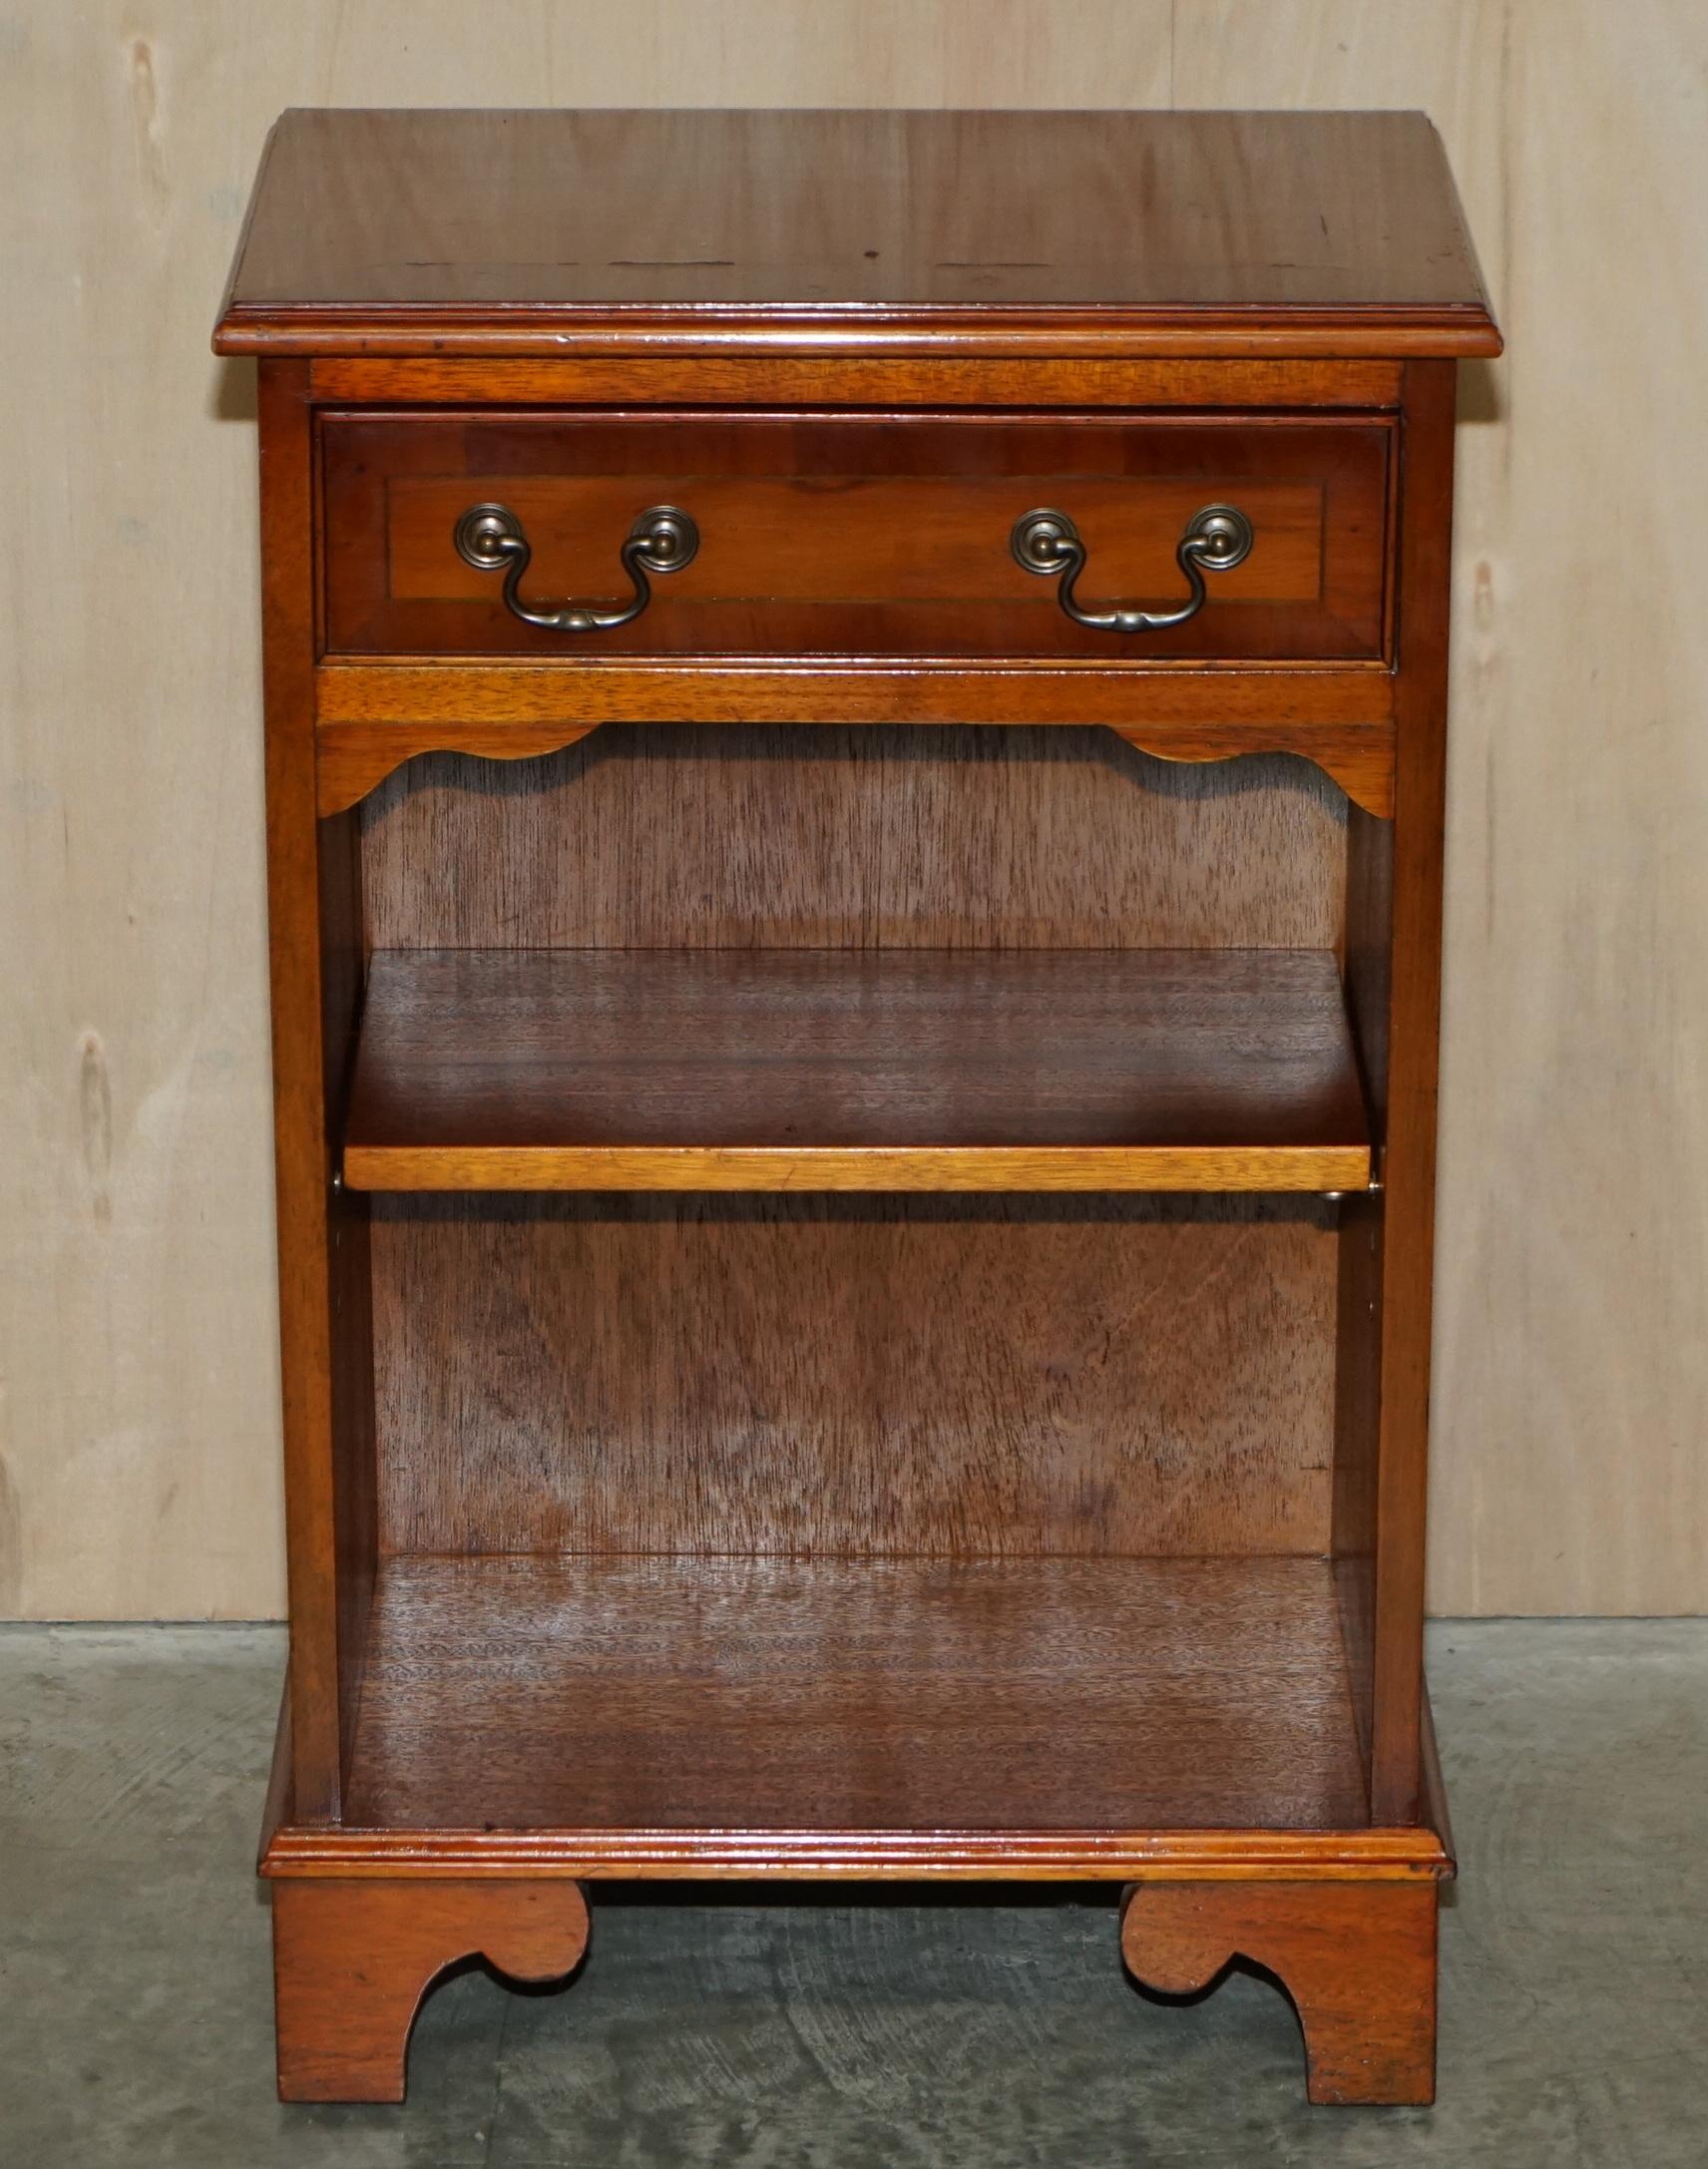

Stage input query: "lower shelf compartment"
[{"left": 329, "top": 1554, "right": 1372, "bottom": 1844}]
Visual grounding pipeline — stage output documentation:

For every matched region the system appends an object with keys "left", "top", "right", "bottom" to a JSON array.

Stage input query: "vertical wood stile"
[
  {"left": 1368, "top": 360, "right": 1459, "bottom": 1820},
  {"left": 257, "top": 361, "right": 375, "bottom": 1820}
]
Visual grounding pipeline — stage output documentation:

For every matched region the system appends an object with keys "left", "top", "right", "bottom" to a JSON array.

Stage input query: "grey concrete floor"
[{"left": 1, "top": 1622, "right": 1705, "bottom": 2167}]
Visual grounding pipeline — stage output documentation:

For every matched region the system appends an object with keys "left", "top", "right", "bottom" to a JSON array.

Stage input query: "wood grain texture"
[
  {"left": 233, "top": 100, "right": 1472, "bottom": 2108},
  {"left": 0, "top": 7, "right": 291, "bottom": 1618},
  {"left": 321, "top": 717, "right": 1394, "bottom": 820},
  {"left": 316, "top": 663, "right": 1398, "bottom": 727},
  {"left": 10, "top": 2, "right": 1704, "bottom": 1621},
  {"left": 342, "top": 947, "right": 1370, "bottom": 1192},
  {"left": 315, "top": 672, "right": 1399, "bottom": 819},
  {"left": 264, "top": 1821, "right": 1449, "bottom": 1882},
  {"left": 1331, "top": 1190, "right": 1383, "bottom": 1770},
  {"left": 308, "top": 355, "right": 1406, "bottom": 408},
  {"left": 353, "top": 1141, "right": 1363, "bottom": 1193},
  {"left": 1362, "top": 362, "right": 1459, "bottom": 1817},
  {"left": 1120, "top": 1877, "right": 1440, "bottom": 2104},
  {"left": 336, "top": 1554, "right": 1371, "bottom": 1832},
  {"left": 371, "top": 1194, "right": 1340, "bottom": 1559},
  {"left": 214, "top": 109, "right": 1496, "bottom": 357},
  {"left": 322, "top": 409, "right": 1391, "bottom": 660},
  {"left": 0, "top": 0, "right": 1169, "bottom": 1627},
  {"left": 1172, "top": 0, "right": 1708, "bottom": 1614},
  {"left": 255, "top": 363, "right": 372, "bottom": 1820},
  {"left": 358, "top": 726, "right": 1349, "bottom": 953},
  {"left": 271, "top": 1877, "right": 589, "bottom": 2101},
  {"left": 1427, "top": 0, "right": 1708, "bottom": 1617}
]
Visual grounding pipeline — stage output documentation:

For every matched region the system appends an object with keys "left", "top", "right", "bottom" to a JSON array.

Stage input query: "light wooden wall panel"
[
  {"left": 1, "top": 2, "right": 1701, "bottom": 1615},
  {"left": 1175, "top": 0, "right": 1708, "bottom": 1618},
  {"left": 0, "top": 3, "right": 1170, "bottom": 1621}
]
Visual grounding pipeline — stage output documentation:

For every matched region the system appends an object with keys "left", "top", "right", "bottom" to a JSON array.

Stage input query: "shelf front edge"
[
  {"left": 262, "top": 1824, "right": 1453, "bottom": 1883},
  {"left": 339, "top": 1142, "right": 1374, "bottom": 1195}
]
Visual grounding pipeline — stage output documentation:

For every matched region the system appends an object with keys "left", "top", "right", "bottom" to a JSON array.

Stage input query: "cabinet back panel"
[
  {"left": 372, "top": 1196, "right": 1337, "bottom": 1559},
  {"left": 358, "top": 725, "right": 1347, "bottom": 953}
]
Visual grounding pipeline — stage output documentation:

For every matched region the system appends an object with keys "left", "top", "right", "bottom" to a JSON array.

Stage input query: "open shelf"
[
  {"left": 342, "top": 948, "right": 1370, "bottom": 1192},
  {"left": 339, "top": 1553, "right": 1369, "bottom": 1837}
]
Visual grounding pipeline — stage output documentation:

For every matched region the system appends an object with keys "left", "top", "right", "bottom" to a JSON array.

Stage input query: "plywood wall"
[{"left": 1, "top": 2, "right": 1702, "bottom": 1617}]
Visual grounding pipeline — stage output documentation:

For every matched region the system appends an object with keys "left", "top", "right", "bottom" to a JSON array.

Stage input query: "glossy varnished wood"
[
  {"left": 314, "top": 675, "right": 1398, "bottom": 818},
  {"left": 341, "top": 948, "right": 1371, "bottom": 1192},
  {"left": 356, "top": 741, "right": 1353, "bottom": 1563},
  {"left": 357, "top": 729, "right": 1350, "bottom": 955},
  {"left": 314, "top": 400, "right": 1401, "bottom": 813},
  {"left": 1363, "top": 361, "right": 1461, "bottom": 1820},
  {"left": 336, "top": 1554, "right": 1371, "bottom": 1834},
  {"left": 256, "top": 361, "right": 376, "bottom": 1822},
  {"left": 214, "top": 109, "right": 1497, "bottom": 358},
  {"left": 222, "top": 105, "right": 1493, "bottom": 2110},
  {"left": 371, "top": 1195, "right": 1339, "bottom": 1560},
  {"left": 321, "top": 409, "right": 1392, "bottom": 661},
  {"left": 271, "top": 1877, "right": 589, "bottom": 2102},
  {"left": 265, "top": 1821, "right": 1449, "bottom": 1884},
  {"left": 1120, "top": 1877, "right": 1440, "bottom": 2104},
  {"left": 307, "top": 355, "right": 1407, "bottom": 409}
]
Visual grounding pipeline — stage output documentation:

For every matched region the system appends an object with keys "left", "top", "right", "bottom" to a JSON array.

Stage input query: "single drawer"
[{"left": 320, "top": 410, "right": 1393, "bottom": 663}]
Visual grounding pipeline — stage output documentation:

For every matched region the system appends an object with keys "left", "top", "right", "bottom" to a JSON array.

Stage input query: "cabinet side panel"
[
  {"left": 319, "top": 813, "right": 377, "bottom": 1791},
  {"left": 1331, "top": 1188, "right": 1381, "bottom": 1781},
  {"left": 357, "top": 726, "right": 1347, "bottom": 953},
  {"left": 257, "top": 361, "right": 375, "bottom": 1819},
  {"left": 1333, "top": 802, "right": 1394, "bottom": 1779},
  {"left": 1368, "top": 361, "right": 1458, "bottom": 1819},
  {"left": 371, "top": 1195, "right": 1338, "bottom": 1560}
]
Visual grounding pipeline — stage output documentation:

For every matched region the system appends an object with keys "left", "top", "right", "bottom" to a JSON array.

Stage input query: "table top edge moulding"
[
  {"left": 214, "top": 108, "right": 1500, "bottom": 360},
  {"left": 220, "top": 106, "right": 1495, "bottom": 2110}
]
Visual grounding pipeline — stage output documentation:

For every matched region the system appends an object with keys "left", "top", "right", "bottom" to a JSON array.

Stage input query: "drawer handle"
[
  {"left": 1010, "top": 503, "right": 1253, "bottom": 634},
  {"left": 453, "top": 502, "right": 699, "bottom": 633}
]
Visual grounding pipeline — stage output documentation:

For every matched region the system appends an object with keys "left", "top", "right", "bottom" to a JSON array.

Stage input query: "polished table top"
[{"left": 216, "top": 107, "right": 1498, "bottom": 357}]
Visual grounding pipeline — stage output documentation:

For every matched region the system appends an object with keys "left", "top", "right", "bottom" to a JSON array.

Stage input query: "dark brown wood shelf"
[
  {"left": 340, "top": 1553, "right": 1370, "bottom": 1837},
  {"left": 342, "top": 947, "right": 1371, "bottom": 1193}
]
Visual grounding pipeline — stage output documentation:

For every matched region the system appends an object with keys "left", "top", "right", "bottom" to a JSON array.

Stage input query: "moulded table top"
[{"left": 214, "top": 107, "right": 1499, "bottom": 357}]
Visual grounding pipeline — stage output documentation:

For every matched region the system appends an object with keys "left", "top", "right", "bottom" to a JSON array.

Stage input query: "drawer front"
[{"left": 321, "top": 411, "right": 1393, "bottom": 663}]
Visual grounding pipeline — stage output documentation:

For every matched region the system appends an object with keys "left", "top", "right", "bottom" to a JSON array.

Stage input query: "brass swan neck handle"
[
  {"left": 453, "top": 503, "right": 699, "bottom": 634},
  {"left": 1010, "top": 503, "right": 1254, "bottom": 634}
]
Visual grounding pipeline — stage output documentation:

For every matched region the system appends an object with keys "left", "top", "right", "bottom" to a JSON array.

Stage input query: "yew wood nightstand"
[{"left": 215, "top": 107, "right": 1499, "bottom": 2106}]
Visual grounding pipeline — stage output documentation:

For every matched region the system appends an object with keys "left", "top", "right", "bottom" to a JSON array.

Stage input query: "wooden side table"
[{"left": 215, "top": 107, "right": 1498, "bottom": 2107}]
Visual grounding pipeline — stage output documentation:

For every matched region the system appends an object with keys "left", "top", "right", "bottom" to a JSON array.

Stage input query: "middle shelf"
[{"left": 342, "top": 946, "right": 1371, "bottom": 1193}]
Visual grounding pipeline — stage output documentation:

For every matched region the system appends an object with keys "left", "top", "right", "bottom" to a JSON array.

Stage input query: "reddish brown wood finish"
[
  {"left": 1332, "top": 764, "right": 1401, "bottom": 1763},
  {"left": 1366, "top": 361, "right": 1461, "bottom": 1821},
  {"left": 341, "top": 947, "right": 1370, "bottom": 1192},
  {"left": 320, "top": 409, "right": 1392, "bottom": 661},
  {"left": 355, "top": 727, "right": 1351, "bottom": 958},
  {"left": 266, "top": 1824, "right": 1449, "bottom": 1883},
  {"left": 307, "top": 355, "right": 1407, "bottom": 409},
  {"left": 340, "top": 1555, "right": 1370, "bottom": 1833},
  {"left": 272, "top": 1878, "right": 589, "bottom": 2101},
  {"left": 257, "top": 361, "right": 376, "bottom": 1822},
  {"left": 223, "top": 107, "right": 1492, "bottom": 2111},
  {"left": 214, "top": 110, "right": 1499, "bottom": 359},
  {"left": 313, "top": 680, "right": 1399, "bottom": 819},
  {"left": 1120, "top": 1878, "right": 1441, "bottom": 2105},
  {"left": 370, "top": 1195, "right": 1340, "bottom": 1562}
]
